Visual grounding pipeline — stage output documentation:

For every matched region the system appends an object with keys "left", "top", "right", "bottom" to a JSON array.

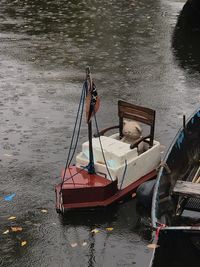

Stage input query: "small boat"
[
  {"left": 150, "top": 108, "right": 200, "bottom": 267},
  {"left": 55, "top": 67, "right": 161, "bottom": 214}
]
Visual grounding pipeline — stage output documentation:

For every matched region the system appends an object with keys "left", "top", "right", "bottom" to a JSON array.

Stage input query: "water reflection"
[{"left": 172, "top": 0, "right": 200, "bottom": 72}]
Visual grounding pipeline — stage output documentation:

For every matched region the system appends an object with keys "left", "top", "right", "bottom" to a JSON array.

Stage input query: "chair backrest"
[{"left": 118, "top": 100, "right": 156, "bottom": 147}]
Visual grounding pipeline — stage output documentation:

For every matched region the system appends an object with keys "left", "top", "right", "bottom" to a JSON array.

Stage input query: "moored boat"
[
  {"left": 150, "top": 107, "right": 200, "bottom": 267},
  {"left": 55, "top": 68, "right": 161, "bottom": 214}
]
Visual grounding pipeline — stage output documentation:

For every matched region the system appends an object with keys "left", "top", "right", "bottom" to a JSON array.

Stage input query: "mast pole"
[{"left": 86, "top": 67, "right": 95, "bottom": 174}]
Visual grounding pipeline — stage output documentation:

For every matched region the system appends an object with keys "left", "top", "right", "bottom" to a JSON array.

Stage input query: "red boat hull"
[{"left": 55, "top": 166, "right": 157, "bottom": 213}]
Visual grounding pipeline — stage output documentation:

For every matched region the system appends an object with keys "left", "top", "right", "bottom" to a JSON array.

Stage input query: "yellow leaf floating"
[
  {"left": 71, "top": 243, "right": 77, "bottom": 248},
  {"left": 21, "top": 241, "right": 27, "bottom": 247},
  {"left": 8, "top": 216, "right": 16, "bottom": 220},
  {"left": 11, "top": 227, "right": 23, "bottom": 232},
  {"left": 147, "top": 243, "right": 160, "bottom": 249},
  {"left": 41, "top": 209, "right": 48, "bottom": 213},
  {"left": 3, "top": 230, "right": 9, "bottom": 235},
  {"left": 132, "top": 192, "right": 136, "bottom": 198},
  {"left": 106, "top": 227, "right": 114, "bottom": 231},
  {"left": 91, "top": 229, "right": 99, "bottom": 234}
]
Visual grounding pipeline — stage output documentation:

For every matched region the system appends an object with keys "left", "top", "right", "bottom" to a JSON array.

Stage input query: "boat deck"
[{"left": 61, "top": 166, "right": 113, "bottom": 188}]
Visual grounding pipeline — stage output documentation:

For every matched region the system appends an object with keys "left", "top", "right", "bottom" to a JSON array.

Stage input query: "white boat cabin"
[{"left": 76, "top": 134, "right": 161, "bottom": 189}]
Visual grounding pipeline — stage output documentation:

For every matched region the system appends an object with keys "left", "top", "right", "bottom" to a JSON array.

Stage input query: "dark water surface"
[{"left": 0, "top": 0, "right": 200, "bottom": 266}]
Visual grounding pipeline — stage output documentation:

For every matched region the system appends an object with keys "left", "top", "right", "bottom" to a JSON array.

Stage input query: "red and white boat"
[{"left": 55, "top": 68, "right": 161, "bottom": 214}]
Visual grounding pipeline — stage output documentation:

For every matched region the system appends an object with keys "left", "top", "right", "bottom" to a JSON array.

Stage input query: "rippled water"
[{"left": 0, "top": 0, "right": 200, "bottom": 266}]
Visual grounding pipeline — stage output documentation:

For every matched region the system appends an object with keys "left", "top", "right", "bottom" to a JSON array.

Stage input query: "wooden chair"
[{"left": 96, "top": 100, "right": 156, "bottom": 149}]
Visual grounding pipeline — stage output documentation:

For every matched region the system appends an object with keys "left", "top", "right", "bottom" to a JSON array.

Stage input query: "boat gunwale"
[{"left": 151, "top": 106, "right": 200, "bottom": 228}]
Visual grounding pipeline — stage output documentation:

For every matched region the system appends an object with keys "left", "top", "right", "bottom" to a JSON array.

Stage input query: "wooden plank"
[{"left": 173, "top": 180, "right": 200, "bottom": 199}]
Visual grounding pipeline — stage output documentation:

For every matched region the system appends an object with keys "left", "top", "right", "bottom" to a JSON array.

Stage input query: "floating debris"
[
  {"left": 21, "top": 241, "right": 27, "bottom": 247},
  {"left": 71, "top": 243, "right": 78, "bottom": 248},
  {"left": 8, "top": 216, "right": 16, "bottom": 220},
  {"left": 2, "top": 230, "right": 9, "bottom": 235},
  {"left": 147, "top": 243, "right": 160, "bottom": 249},
  {"left": 33, "top": 223, "right": 41, "bottom": 227},
  {"left": 132, "top": 192, "right": 136, "bottom": 198},
  {"left": 91, "top": 229, "right": 100, "bottom": 234},
  {"left": 4, "top": 154, "right": 13, "bottom": 157},
  {"left": 82, "top": 241, "right": 87, "bottom": 246},
  {"left": 11, "top": 227, "right": 23, "bottom": 232},
  {"left": 106, "top": 227, "right": 114, "bottom": 231},
  {"left": 41, "top": 209, "right": 48, "bottom": 213},
  {"left": 4, "top": 193, "right": 16, "bottom": 201}
]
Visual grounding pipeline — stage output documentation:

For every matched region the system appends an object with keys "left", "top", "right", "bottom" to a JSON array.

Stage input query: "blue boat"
[{"left": 150, "top": 107, "right": 200, "bottom": 267}]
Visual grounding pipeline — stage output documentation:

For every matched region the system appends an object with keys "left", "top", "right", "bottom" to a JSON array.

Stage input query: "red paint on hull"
[{"left": 55, "top": 166, "right": 157, "bottom": 213}]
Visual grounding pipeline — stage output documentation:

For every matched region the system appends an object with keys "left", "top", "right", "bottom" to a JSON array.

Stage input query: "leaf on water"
[
  {"left": 41, "top": 209, "right": 48, "bottom": 213},
  {"left": 11, "top": 227, "right": 23, "bottom": 232},
  {"left": 8, "top": 216, "right": 16, "bottom": 220},
  {"left": 91, "top": 229, "right": 100, "bottom": 234},
  {"left": 71, "top": 243, "right": 78, "bottom": 248},
  {"left": 3, "top": 230, "right": 9, "bottom": 235},
  {"left": 147, "top": 243, "right": 160, "bottom": 249},
  {"left": 106, "top": 227, "right": 114, "bottom": 231},
  {"left": 21, "top": 241, "right": 27, "bottom": 247},
  {"left": 4, "top": 154, "right": 13, "bottom": 157},
  {"left": 132, "top": 192, "right": 136, "bottom": 198},
  {"left": 82, "top": 241, "right": 87, "bottom": 246},
  {"left": 33, "top": 223, "right": 41, "bottom": 227}
]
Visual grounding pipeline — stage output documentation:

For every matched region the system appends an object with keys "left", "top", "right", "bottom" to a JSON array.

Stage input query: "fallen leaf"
[
  {"left": 3, "top": 230, "right": 9, "bottom": 235},
  {"left": 41, "top": 209, "right": 48, "bottom": 213},
  {"left": 147, "top": 243, "right": 160, "bottom": 249},
  {"left": 21, "top": 241, "right": 27, "bottom": 247},
  {"left": 4, "top": 154, "right": 13, "bottom": 157},
  {"left": 91, "top": 229, "right": 100, "bottom": 234},
  {"left": 71, "top": 243, "right": 77, "bottom": 248},
  {"left": 8, "top": 216, "right": 16, "bottom": 220},
  {"left": 132, "top": 192, "right": 136, "bottom": 198},
  {"left": 33, "top": 223, "right": 41, "bottom": 227},
  {"left": 106, "top": 227, "right": 114, "bottom": 231},
  {"left": 11, "top": 227, "right": 23, "bottom": 232}
]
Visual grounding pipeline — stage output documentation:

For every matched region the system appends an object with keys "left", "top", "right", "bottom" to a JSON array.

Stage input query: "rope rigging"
[
  {"left": 60, "top": 81, "right": 86, "bottom": 192},
  {"left": 60, "top": 77, "right": 128, "bottom": 193}
]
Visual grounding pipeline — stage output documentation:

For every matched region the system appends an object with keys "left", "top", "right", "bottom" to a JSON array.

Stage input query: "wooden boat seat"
[
  {"left": 95, "top": 100, "right": 156, "bottom": 149},
  {"left": 173, "top": 180, "right": 200, "bottom": 199}
]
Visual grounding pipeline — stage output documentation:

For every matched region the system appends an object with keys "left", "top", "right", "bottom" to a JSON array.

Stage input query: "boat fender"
[{"left": 136, "top": 179, "right": 156, "bottom": 208}]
